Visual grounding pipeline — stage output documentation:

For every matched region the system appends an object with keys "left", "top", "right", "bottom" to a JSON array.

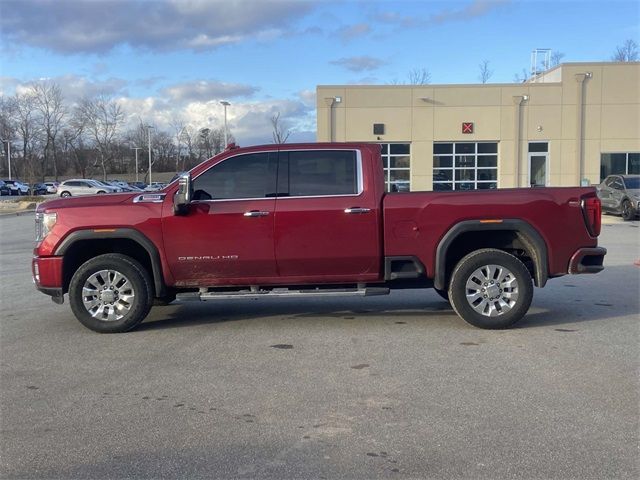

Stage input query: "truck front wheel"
[
  {"left": 69, "top": 253, "right": 154, "bottom": 333},
  {"left": 448, "top": 248, "right": 533, "bottom": 329}
]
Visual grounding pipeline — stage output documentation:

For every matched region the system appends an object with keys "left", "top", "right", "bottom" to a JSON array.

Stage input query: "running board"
[{"left": 178, "top": 286, "right": 390, "bottom": 301}]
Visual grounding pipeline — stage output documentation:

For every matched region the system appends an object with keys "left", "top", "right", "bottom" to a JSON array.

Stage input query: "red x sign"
[{"left": 462, "top": 122, "right": 474, "bottom": 134}]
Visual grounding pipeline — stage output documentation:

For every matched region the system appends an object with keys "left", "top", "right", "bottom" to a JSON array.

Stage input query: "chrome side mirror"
[{"left": 174, "top": 173, "right": 192, "bottom": 215}]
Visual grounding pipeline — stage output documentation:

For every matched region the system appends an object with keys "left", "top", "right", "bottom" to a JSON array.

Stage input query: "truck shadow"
[{"left": 137, "top": 264, "right": 638, "bottom": 331}]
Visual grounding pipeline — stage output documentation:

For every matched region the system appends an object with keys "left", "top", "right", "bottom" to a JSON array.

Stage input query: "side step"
[{"left": 178, "top": 285, "right": 390, "bottom": 301}]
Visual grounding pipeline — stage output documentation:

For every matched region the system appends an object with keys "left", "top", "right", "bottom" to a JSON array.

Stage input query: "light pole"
[
  {"left": 1, "top": 140, "right": 11, "bottom": 180},
  {"left": 146, "top": 125, "right": 154, "bottom": 184},
  {"left": 131, "top": 147, "right": 142, "bottom": 182},
  {"left": 220, "top": 101, "right": 230, "bottom": 148}
]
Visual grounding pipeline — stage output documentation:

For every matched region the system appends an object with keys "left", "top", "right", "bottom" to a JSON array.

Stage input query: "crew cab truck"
[{"left": 32, "top": 143, "right": 606, "bottom": 333}]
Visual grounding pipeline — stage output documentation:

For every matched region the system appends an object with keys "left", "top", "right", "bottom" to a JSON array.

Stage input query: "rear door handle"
[
  {"left": 344, "top": 207, "right": 371, "bottom": 214},
  {"left": 243, "top": 210, "right": 270, "bottom": 217}
]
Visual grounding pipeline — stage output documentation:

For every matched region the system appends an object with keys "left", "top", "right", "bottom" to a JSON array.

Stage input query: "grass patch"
[{"left": 5, "top": 196, "right": 46, "bottom": 203}]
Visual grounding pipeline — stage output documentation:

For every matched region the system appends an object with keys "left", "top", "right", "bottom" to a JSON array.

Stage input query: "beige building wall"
[{"left": 317, "top": 62, "right": 640, "bottom": 191}]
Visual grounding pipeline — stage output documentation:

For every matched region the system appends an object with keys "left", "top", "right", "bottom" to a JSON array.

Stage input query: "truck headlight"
[{"left": 35, "top": 212, "right": 57, "bottom": 243}]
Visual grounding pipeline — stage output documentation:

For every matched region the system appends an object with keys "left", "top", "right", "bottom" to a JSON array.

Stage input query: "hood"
[
  {"left": 626, "top": 188, "right": 640, "bottom": 198},
  {"left": 37, "top": 193, "right": 135, "bottom": 212}
]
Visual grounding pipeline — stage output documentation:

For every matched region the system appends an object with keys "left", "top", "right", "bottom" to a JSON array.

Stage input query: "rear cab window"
[{"left": 278, "top": 150, "right": 360, "bottom": 197}]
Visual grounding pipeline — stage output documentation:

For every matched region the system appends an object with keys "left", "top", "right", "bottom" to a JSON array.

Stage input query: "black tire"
[
  {"left": 448, "top": 248, "right": 533, "bottom": 329},
  {"left": 621, "top": 199, "right": 635, "bottom": 221},
  {"left": 434, "top": 288, "right": 450, "bottom": 302},
  {"left": 60, "top": 191, "right": 71, "bottom": 197},
  {"left": 69, "top": 253, "right": 154, "bottom": 333},
  {"left": 97, "top": 190, "right": 106, "bottom": 194}
]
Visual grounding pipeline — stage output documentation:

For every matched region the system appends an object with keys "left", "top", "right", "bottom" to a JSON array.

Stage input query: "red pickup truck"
[{"left": 32, "top": 143, "right": 606, "bottom": 333}]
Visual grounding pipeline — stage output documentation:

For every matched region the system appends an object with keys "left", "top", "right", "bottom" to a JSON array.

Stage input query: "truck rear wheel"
[
  {"left": 448, "top": 248, "right": 533, "bottom": 329},
  {"left": 69, "top": 253, "right": 153, "bottom": 333}
]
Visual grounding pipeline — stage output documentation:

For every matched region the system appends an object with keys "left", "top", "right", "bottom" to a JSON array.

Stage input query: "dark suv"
[
  {"left": 597, "top": 175, "right": 640, "bottom": 220},
  {"left": 0, "top": 180, "right": 10, "bottom": 196}
]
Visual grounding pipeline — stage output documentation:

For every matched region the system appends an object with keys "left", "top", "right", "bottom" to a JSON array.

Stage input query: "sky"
[{"left": 0, "top": 0, "right": 638, "bottom": 145}]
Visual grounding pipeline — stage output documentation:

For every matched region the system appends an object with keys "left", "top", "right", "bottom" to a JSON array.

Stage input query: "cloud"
[
  {"left": 3, "top": 74, "right": 315, "bottom": 146},
  {"left": 329, "top": 56, "right": 387, "bottom": 72},
  {"left": 375, "top": 0, "right": 509, "bottom": 28},
  {"left": 335, "top": 23, "right": 371, "bottom": 42},
  {"left": 0, "top": 77, "right": 20, "bottom": 97},
  {"left": 297, "top": 89, "right": 316, "bottom": 109},
  {"left": 3, "top": 75, "right": 127, "bottom": 102},
  {"left": 0, "top": 0, "right": 319, "bottom": 54},
  {"left": 161, "top": 80, "right": 259, "bottom": 103}
]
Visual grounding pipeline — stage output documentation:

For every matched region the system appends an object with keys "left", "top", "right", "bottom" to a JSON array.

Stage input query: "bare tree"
[
  {"left": 31, "top": 81, "right": 67, "bottom": 181},
  {"left": 12, "top": 91, "right": 41, "bottom": 182},
  {"left": 513, "top": 68, "right": 529, "bottom": 83},
  {"left": 0, "top": 97, "right": 16, "bottom": 177},
  {"left": 407, "top": 68, "right": 431, "bottom": 85},
  {"left": 551, "top": 51, "right": 565, "bottom": 66},
  {"left": 62, "top": 124, "right": 92, "bottom": 179},
  {"left": 170, "top": 118, "right": 187, "bottom": 170},
  {"left": 478, "top": 60, "right": 493, "bottom": 83},
  {"left": 612, "top": 39, "right": 639, "bottom": 61},
  {"left": 76, "top": 95, "right": 124, "bottom": 180},
  {"left": 271, "top": 112, "right": 291, "bottom": 144}
]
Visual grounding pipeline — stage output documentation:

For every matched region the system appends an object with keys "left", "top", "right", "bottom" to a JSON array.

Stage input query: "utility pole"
[
  {"left": 1, "top": 140, "right": 11, "bottom": 179},
  {"left": 220, "top": 101, "right": 230, "bottom": 148},
  {"left": 146, "top": 125, "right": 154, "bottom": 184},
  {"left": 131, "top": 147, "right": 142, "bottom": 182}
]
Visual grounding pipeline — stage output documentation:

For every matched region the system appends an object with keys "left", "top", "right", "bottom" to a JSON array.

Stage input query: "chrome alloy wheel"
[
  {"left": 82, "top": 269, "right": 135, "bottom": 321},
  {"left": 465, "top": 264, "right": 519, "bottom": 317}
]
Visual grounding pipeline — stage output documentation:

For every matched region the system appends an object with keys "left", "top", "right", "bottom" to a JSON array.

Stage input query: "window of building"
[
  {"left": 284, "top": 150, "right": 359, "bottom": 197},
  {"left": 379, "top": 143, "right": 410, "bottom": 192},
  {"left": 433, "top": 142, "right": 498, "bottom": 191},
  {"left": 600, "top": 152, "right": 640, "bottom": 180},
  {"left": 193, "top": 152, "right": 276, "bottom": 200}
]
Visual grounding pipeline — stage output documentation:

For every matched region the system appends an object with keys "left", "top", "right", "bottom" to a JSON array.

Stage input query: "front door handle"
[
  {"left": 344, "top": 207, "right": 371, "bottom": 214},
  {"left": 243, "top": 210, "right": 270, "bottom": 217}
]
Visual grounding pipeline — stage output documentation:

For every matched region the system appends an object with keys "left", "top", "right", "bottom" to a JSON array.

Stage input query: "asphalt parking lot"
[{"left": 1, "top": 213, "right": 638, "bottom": 479}]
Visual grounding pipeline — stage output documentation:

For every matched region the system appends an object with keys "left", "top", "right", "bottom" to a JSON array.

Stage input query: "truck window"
[
  {"left": 284, "top": 150, "right": 358, "bottom": 197},
  {"left": 192, "top": 152, "right": 276, "bottom": 200}
]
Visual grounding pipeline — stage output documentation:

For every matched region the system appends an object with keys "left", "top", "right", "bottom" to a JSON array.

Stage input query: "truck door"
[
  {"left": 162, "top": 152, "right": 278, "bottom": 284},
  {"left": 273, "top": 149, "right": 381, "bottom": 281}
]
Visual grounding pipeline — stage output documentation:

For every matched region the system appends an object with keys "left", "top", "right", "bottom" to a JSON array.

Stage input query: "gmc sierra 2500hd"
[{"left": 33, "top": 143, "right": 606, "bottom": 333}]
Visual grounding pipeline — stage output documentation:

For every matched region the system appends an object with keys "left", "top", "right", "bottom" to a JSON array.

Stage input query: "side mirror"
[{"left": 173, "top": 173, "right": 192, "bottom": 215}]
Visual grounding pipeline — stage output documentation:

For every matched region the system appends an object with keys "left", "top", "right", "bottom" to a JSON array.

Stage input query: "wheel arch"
[
  {"left": 55, "top": 229, "right": 166, "bottom": 297},
  {"left": 434, "top": 219, "right": 548, "bottom": 291}
]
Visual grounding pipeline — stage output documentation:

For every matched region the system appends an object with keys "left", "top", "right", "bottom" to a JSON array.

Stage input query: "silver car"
[
  {"left": 58, "top": 179, "right": 119, "bottom": 197},
  {"left": 597, "top": 174, "right": 640, "bottom": 221}
]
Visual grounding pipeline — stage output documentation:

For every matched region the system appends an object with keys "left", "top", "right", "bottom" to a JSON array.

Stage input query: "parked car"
[
  {"left": 92, "top": 180, "right": 122, "bottom": 193},
  {"left": 129, "top": 181, "right": 147, "bottom": 190},
  {"left": 597, "top": 174, "right": 640, "bottom": 221},
  {"left": 144, "top": 182, "right": 166, "bottom": 191},
  {"left": 1, "top": 179, "right": 29, "bottom": 196},
  {"left": 44, "top": 182, "right": 59, "bottom": 194},
  {"left": 32, "top": 142, "right": 606, "bottom": 333},
  {"left": 0, "top": 180, "right": 10, "bottom": 196},
  {"left": 57, "top": 179, "right": 119, "bottom": 197},
  {"left": 30, "top": 183, "right": 48, "bottom": 195}
]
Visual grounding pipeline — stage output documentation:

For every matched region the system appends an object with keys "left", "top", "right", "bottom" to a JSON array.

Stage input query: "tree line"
[{"left": 0, "top": 82, "right": 232, "bottom": 184}]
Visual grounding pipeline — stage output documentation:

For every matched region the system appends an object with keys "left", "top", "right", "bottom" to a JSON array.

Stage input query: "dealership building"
[{"left": 316, "top": 62, "right": 639, "bottom": 192}]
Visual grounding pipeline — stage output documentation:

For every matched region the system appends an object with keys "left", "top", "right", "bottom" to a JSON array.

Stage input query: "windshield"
[{"left": 623, "top": 177, "right": 640, "bottom": 189}]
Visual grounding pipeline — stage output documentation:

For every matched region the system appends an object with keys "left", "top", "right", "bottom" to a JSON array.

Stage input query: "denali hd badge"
[{"left": 178, "top": 255, "right": 239, "bottom": 261}]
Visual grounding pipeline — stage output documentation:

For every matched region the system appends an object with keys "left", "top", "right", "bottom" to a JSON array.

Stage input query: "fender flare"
[
  {"left": 54, "top": 228, "right": 166, "bottom": 296},
  {"left": 434, "top": 219, "right": 549, "bottom": 290}
]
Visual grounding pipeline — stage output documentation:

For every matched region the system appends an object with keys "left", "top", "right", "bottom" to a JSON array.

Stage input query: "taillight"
[{"left": 581, "top": 195, "right": 601, "bottom": 237}]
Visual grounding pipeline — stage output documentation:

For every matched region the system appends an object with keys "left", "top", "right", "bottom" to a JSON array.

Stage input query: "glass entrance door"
[{"left": 529, "top": 153, "right": 548, "bottom": 186}]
